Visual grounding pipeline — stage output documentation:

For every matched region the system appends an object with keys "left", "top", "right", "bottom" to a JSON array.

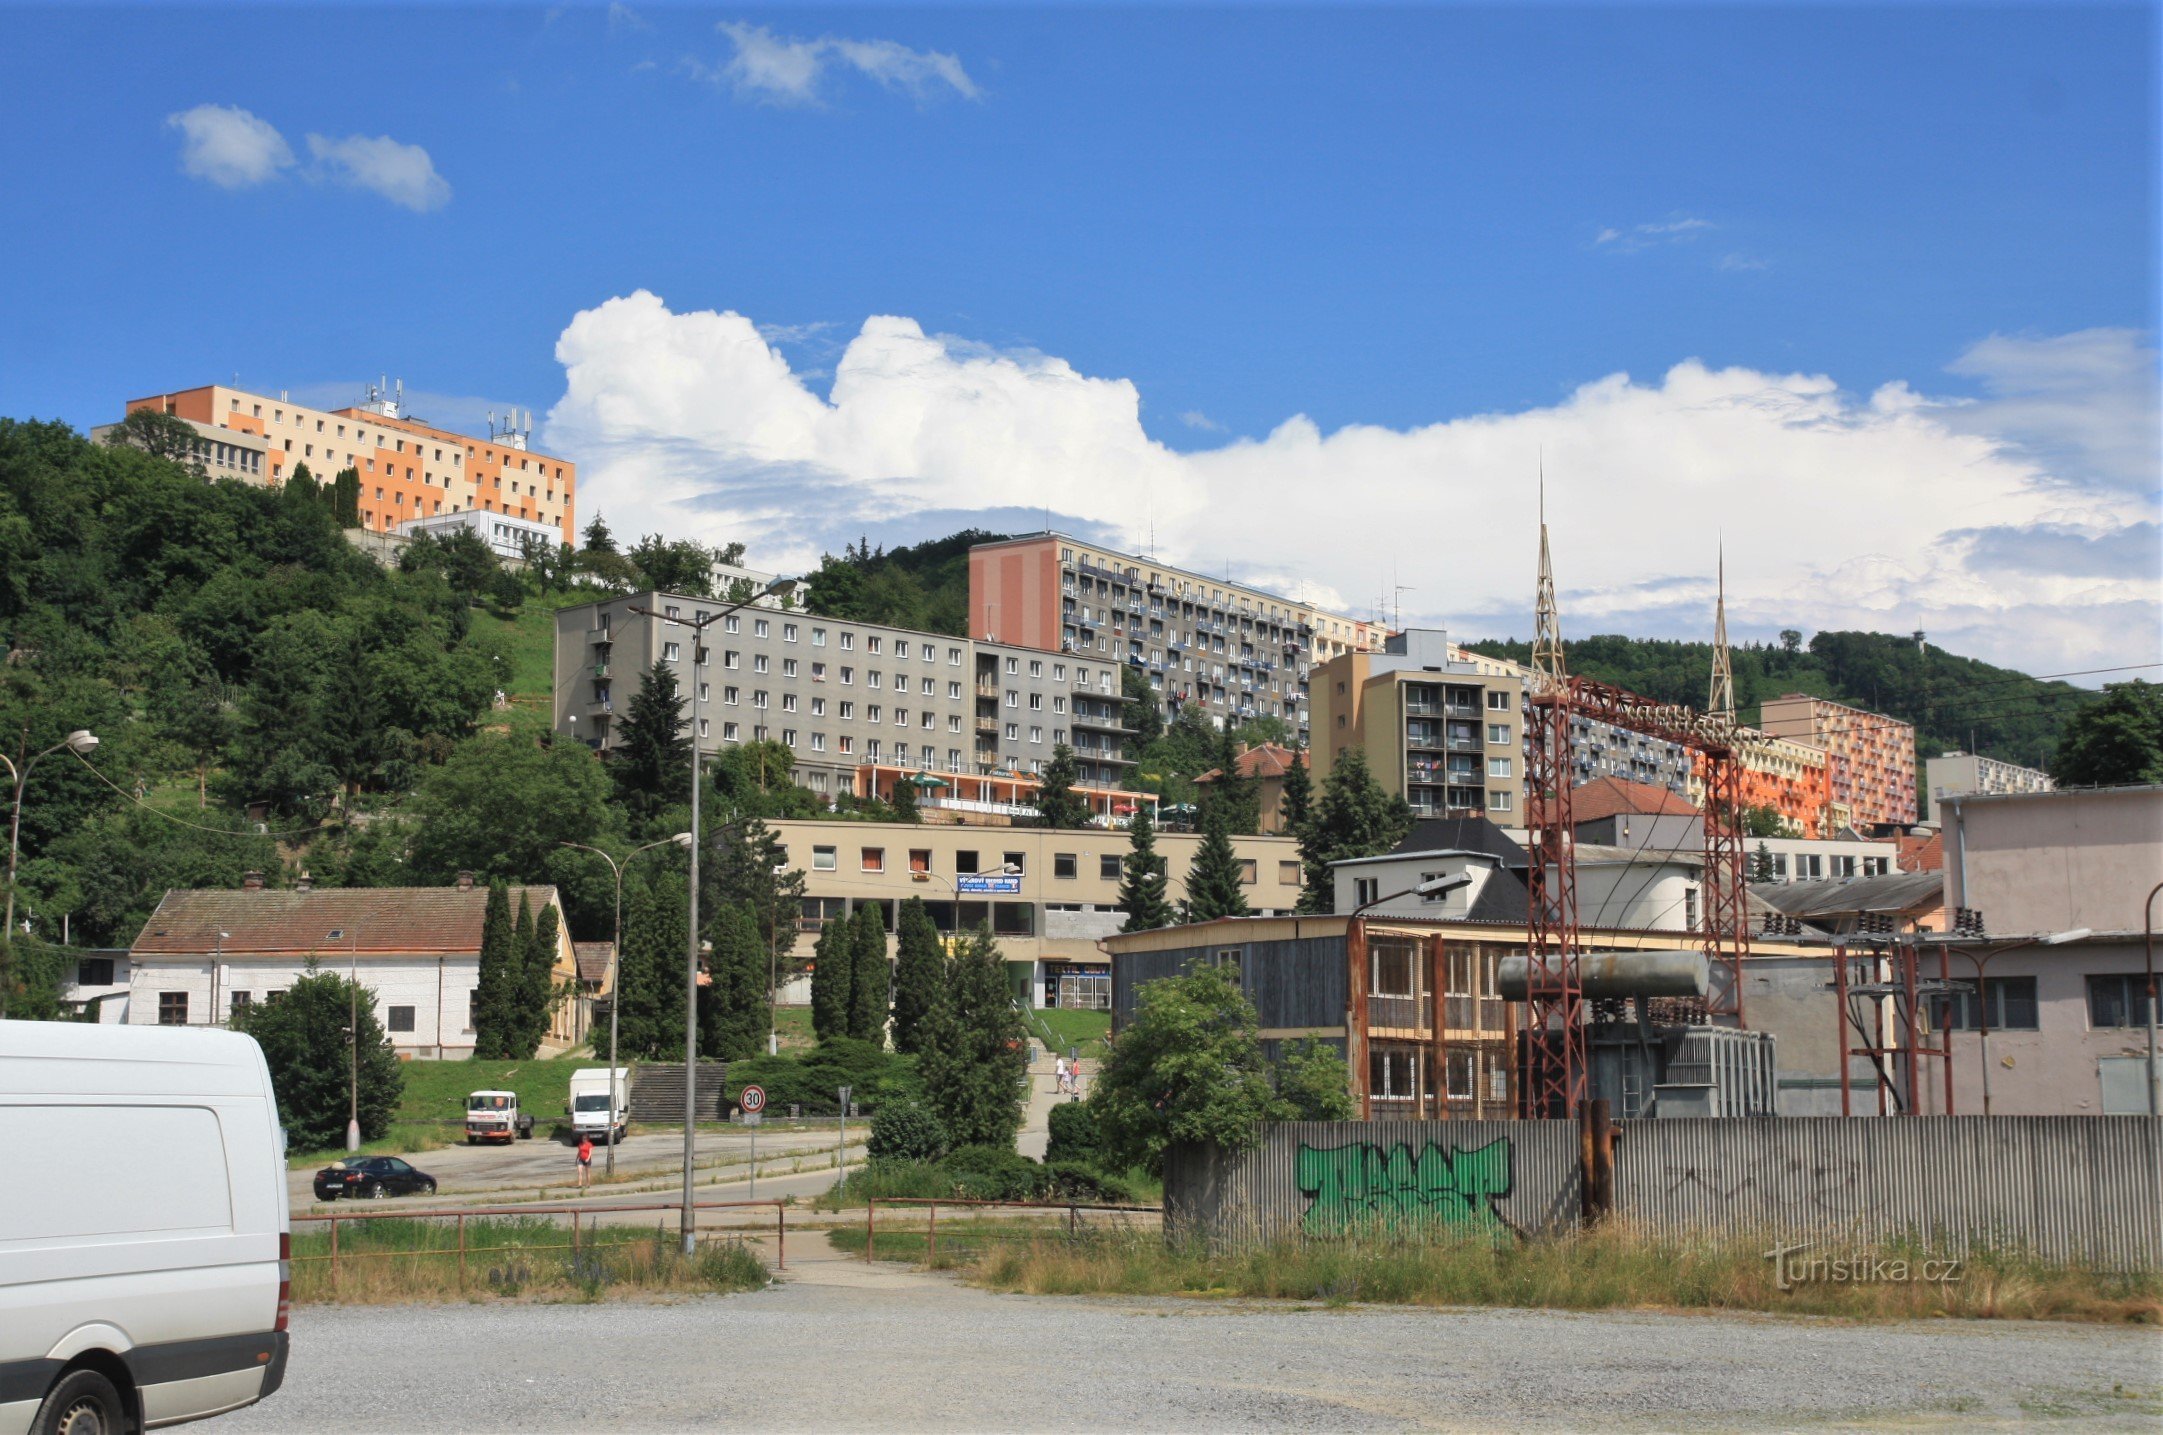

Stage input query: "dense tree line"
[{"left": 801, "top": 529, "right": 999, "bottom": 636}]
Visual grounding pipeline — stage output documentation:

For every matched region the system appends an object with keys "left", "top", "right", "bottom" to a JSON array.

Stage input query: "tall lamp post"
[
  {"left": 343, "top": 927, "right": 362, "bottom": 1152},
  {"left": 627, "top": 575, "right": 797, "bottom": 1255},
  {"left": 767, "top": 862, "right": 788, "bottom": 1057},
  {"left": 2, "top": 729, "right": 99, "bottom": 976},
  {"left": 2145, "top": 882, "right": 2162, "bottom": 1118},
  {"left": 561, "top": 833, "right": 693, "bottom": 1178}
]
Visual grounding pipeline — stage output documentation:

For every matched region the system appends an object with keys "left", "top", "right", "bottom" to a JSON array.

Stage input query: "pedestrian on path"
[
  {"left": 1054, "top": 1055, "right": 1069, "bottom": 1094},
  {"left": 1068, "top": 1058, "right": 1083, "bottom": 1099},
  {"left": 576, "top": 1135, "right": 594, "bottom": 1189}
]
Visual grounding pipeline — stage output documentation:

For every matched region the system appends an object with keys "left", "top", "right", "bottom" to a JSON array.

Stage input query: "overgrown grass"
[
  {"left": 290, "top": 1216, "right": 769, "bottom": 1304},
  {"left": 395, "top": 1053, "right": 592, "bottom": 1132},
  {"left": 464, "top": 591, "right": 589, "bottom": 735},
  {"left": 830, "top": 1218, "right": 1078, "bottom": 1270},
  {"left": 946, "top": 1225, "right": 2162, "bottom": 1325},
  {"left": 771, "top": 1005, "right": 816, "bottom": 1050},
  {"left": 1031, "top": 1008, "right": 1111, "bottom": 1059}
]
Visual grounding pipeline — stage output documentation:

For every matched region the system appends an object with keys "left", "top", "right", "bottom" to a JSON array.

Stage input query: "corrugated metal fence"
[{"left": 1166, "top": 1117, "right": 2163, "bottom": 1268}]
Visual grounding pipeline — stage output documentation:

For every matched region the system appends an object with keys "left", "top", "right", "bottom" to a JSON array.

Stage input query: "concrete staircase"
[{"left": 628, "top": 1062, "right": 731, "bottom": 1123}]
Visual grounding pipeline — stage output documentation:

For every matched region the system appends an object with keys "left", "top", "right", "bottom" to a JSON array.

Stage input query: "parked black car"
[{"left": 313, "top": 1156, "right": 438, "bottom": 1201}]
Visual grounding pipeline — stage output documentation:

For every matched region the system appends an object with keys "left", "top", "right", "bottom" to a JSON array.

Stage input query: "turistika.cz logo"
[{"left": 1763, "top": 1240, "right": 1965, "bottom": 1292}]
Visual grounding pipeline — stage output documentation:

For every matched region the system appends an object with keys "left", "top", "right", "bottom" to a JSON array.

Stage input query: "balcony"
[
  {"left": 974, "top": 716, "right": 999, "bottom": 734},
  {"left": 592, "top": 663, "right": 610, "bottom": 679},
  {"left": 974, "top": 681, "right": 999, "bottom": 698},
  {"left": 1073, "top": 712, "right": 1136, "bottom": 735}
]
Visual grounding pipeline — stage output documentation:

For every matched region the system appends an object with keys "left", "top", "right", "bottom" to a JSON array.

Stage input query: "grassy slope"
[
  {"left": 396, "top": 1051, "right": 598, "bottom": 1130},
  {"left": 463, "top": 591, "right": 587, "bottom": 734}
]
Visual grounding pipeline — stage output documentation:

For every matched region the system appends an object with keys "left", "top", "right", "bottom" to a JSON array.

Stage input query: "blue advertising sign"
[{"left": 956, "top": 874, "right": 1023, "bottom": 895}]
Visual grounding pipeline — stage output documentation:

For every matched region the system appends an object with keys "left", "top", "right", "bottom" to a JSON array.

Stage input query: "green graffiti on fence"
[{"left": 1294, "top": 1139, "right": 1514, "bottom": 1236}]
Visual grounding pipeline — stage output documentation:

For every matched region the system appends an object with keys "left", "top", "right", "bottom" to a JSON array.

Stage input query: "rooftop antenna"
[
  {"left": 1531, "top": 455, "right": 1567, "bottom": 696},
  {"left": 1709, "top": 537, "right": 1735, "bottom": 721}
]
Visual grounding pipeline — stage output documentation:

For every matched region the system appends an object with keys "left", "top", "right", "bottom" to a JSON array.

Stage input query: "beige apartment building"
[
  {"left": 1926, "top": 749, "right": 2055, "bottom": 802},
  {"left": 119, "top": 382, "right": 576, "bottom": 543},
  {"left": 1762, "top": 693, "right": 1917, "bottom": 829},
  {"left": 1309, "top": 630, "right": 1526, "bottom": 822},
  {"left": 967, "top": 532, "right": 1380, "bottom": 741},
  {"left": 767, "top": 818, "right": 1303, "bottom": 1009},
  {"left": 92, "top": 413, "right": 268, "bottom": 483}
]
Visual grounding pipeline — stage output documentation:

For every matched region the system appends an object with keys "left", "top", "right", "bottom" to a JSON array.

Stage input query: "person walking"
[
  {"left": 1068, "top": 1057, "right": 1083, "bottom": 1099},
  {"left": 576, "top": 1135, "right": 594, "bottom": 1190},
  {"left": 1054, "top": 1054, "right": 1069, "bottom": 1095}
]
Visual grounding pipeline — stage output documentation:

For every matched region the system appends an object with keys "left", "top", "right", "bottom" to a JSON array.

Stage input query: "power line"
[{"left": 70, "top": 751, "right": 328, "bottom": 839}]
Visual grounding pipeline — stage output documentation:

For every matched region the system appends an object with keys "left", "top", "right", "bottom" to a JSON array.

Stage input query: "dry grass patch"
[{"left": 291, "top": 1217, "right": 769, "bottom": 1304}]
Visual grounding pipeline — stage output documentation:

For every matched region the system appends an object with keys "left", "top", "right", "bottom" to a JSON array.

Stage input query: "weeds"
[{"left": 290, "top": 1217, "right": 770, "bottom": 1304}]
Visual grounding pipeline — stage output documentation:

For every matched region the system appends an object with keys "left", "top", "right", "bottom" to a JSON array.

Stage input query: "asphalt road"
[{"left": 223, "top": 1237, "right": 2161, "bottom": 1433}]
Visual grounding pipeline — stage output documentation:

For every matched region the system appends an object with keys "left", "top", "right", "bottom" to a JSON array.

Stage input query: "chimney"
[
  {"left": 241, "top": 870, "right": 264, "bottom": 891},
  {"left": 456, "top": 870, "right": 476, "bottom": 891},
  {"left": 295, "top": 871, "right": 313, "bottom": 893}
]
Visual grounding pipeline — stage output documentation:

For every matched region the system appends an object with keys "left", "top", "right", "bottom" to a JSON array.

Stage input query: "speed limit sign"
[{"left": 738, "top": 1084, "right": 767, "bottom": 1115}]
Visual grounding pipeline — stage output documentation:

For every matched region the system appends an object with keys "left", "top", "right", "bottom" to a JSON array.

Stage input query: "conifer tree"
[
  {"left": 1278, "top": 746, "right": 1314, "bottom": 837},
  {"left": 1033, "top": 743, "right": 1092, "bottom": 829},
  {"left": 330, "top": 467, "right": 362, "bottom": 527},
  {"left": 1204, "top": 728, "right": 1260, "bottom": 836},
  {"left": 918, "top": 926, "right": 1028, "bottom": 1147},
  {"left": 516, "top": 899, "right": 560, "bottom": 1058},
  {"left": 1117, "top": 805, "right": 1175, "bottom": 932},
  {"left": 889, "top": 775, "right": 920, "bottom": 823},
  {"left": 848, "top": 902, "right": 890, "bottom": 1043},
  {"left": 890, "top": 897, "right": 946, "bottom": 1055},
  {"left": 612, "top": 662, "right": 692, "bottom": 825},
  {"left": 614, "top": 870, "right": 689, "bottom": 1060},
  {"left": 1183, "top": 807, "right": 1252, "bottom": 922},
  {"left": 698, "top": 901, "right": 765, "bottom": 1060},
  {"left": 809, "top": 916, "right": 852, "bottom": 1042},
  {"left": 471, "top": 881, "right": 518, "bottom": 1058},
  {"left": 1296, "top": 747, "right": 1414, "bottom": 914}
]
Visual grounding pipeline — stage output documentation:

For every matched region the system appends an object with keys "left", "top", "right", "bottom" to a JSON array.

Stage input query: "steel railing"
[{"left": 862, "top": 1196, "right": 1163, "bottom": 1266}]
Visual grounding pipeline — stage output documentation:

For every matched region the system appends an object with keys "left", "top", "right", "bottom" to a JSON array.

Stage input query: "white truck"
[
  {"left": 463, "top": 1089, "right": 534, "bottom": 1144},
  {"left": 567, "top": 1067, "right": 629, "bottom": 1145}
]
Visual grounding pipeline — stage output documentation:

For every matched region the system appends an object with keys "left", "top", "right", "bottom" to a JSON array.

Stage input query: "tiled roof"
[
  {"left": 573, "top": 942, "right": 615, "bottom": 985},
  {"left": 130, "top": 886, "right": 561, "bottom": 958},
  {"left": 1571, "top": 775, "right": 1699, "bottom": 822},
  {"left": 1195, "top": 742, "right": 1308, "bottom": 785},
  {"left": 1896, "top": 831, "right": 1943, "bottom": 872}
]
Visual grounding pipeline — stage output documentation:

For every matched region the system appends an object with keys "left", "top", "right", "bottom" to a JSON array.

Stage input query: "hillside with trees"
[
  {"left": 801, "top": 529, "right": 1000, "bottom": 636},
  {"left": 1463, "top": 630, "right": 2098, "bottom": 772}
]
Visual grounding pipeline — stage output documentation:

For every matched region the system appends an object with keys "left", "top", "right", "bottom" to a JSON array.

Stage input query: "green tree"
[
  {"left": 233, "top": 966, "right": 403, "bottom": 1153},
  {"left": 102, "top": 408, "right": 206, "bottom": 473},
  {"left": 406, "top": 735, "right": 617, "bottom": 890},
  {"left": 1203, "top": 729, "right": 1260, "bottom": 835},
  {"left": 1742, "top": 804, "right": 1790, "bottom": 839},
  {"left": 1088, "top": 962, "right": 1281, "bottom": 1175},
  {"left": 1182, "top": 808, "right": 1252, "bottom": 922},
  {"left": 2050, "top": 680, "right": 2163, "bottom": 787},
  {"left": 848, "top": 902, "right": 890, "bottom": 1043},
  {"left": 1034, "top": 743, "right": 1093, "bottom": 829},
  {"left": 1296, "top": 748, "right": 1413, "bottom": 913},
  {"left": 1275, "top": 1037, "right": 1356, "bottom": 1120},
  {"left": 1752, "top": 841, "right": 1776, "bottom": 883},
  {"left": 627, "top": 533, "right": 716, "bottom": 595},
  {"left": 1116, "top": 805, "right": 1175, "bottom": 932},
  {"left": 517, "top": 899, "right": 562, "bottom": 1059},
  {"left": 1278, "top": 745, "right": 1314, "bottom": 837},
  {"left": 918, "top": 925, "right": 1027, "bottom": 1147},
  {"left": 471, "top": 882, "right": 519, "bottom": 1059},
  {"left": 1121, "top": 664, "right": 1164, "bottom": 750},
  {"left": 890, "top": 897, "right": 945, "bottom": 1055},
  {"left": 808, "top": 916, "right": 853, "bottom": 1042},
  {"left": 583, "top": 514, "right": 618, "bottom": 554},
  {"left": 615, "top": 869, "right": 689, "bottom": 1060},
  {"left": 698, "top": 901, "right": 766, "bottom": 1060},
  {"left": 888, "top": 774, "right": 920, "bottom": 824},
  {"left": 612, "top": 662, "right": 691, "bottom": 824},
  {"left": 701, "top": 816, "right": 806, "bottom": 984},
  {"left": 330, "top": 467, "right": 362, "bottom": 527}
]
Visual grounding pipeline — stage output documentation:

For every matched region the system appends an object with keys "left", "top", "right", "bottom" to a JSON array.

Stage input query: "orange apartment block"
[
  {"left": 1689, "top": 731, "right": 1835, "bottom": 838},
  {"left": 123, "top": 384, "right": 576, "bottom": 543},
  {"left": 1760, "top": 694, "right": 1918, "bottom": 829}
]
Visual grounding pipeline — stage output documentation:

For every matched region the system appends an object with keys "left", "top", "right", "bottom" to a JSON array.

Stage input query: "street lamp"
[
  {"left": 1353, "top": 871, "right": 1474, "bottom": 919},
  {"left": 767, "top": 862, "right": 788, "bottom": 1057},
  {"left": 2, "top": 729, "right": 98, "bottom": 972},
  {"left": 561, "top": 833, "right": 693, "bottom": 1177},
  {"left": 341, "top": 927, "right": 362, "bottom": 1153},
  {"left": 627, "top": 575, "right": 796, "bottom": 1255},
  {"left": 2144, "top": 880, "right": 2161, "bottom": 1117},
  {"left": 1944, "top": 927, "right": 2090, "bottom": 1117}
]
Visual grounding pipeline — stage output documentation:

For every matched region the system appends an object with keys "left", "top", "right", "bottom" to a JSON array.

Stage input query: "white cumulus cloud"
[
  {"left": 166, "top": 104, "right": 294, "bottom": 188},
  {"left": 544, "top": 292, "right": 2160, "bottom": 679},
  {"left": 699, "top": 21, "right": 979, "bottom": 105},
  {"left": 305, "top": 132, "right": 452, "bottom": 211}
]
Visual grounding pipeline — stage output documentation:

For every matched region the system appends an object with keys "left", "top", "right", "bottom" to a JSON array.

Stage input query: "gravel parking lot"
[{"left": 221, "top": 1237, "right": 2160, "bottom": 1433}]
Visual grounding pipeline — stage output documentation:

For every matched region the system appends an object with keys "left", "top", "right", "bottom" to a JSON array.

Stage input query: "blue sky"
[{"left": 1, "top": 3, "right": 2156, "bottom": 674}]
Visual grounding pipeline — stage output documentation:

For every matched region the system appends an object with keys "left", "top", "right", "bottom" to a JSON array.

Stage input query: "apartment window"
[
  {"left": 949, "top": 647, "right": 963, "bottom": 666},
  {"left": 723, "top": 686, "right": 739, "bottom": 705},
  {"left": 723, "top": 721, "right": 741, "bottom": 741},
  {"left": 812, "top": 697, "right": 827, "bottom": 717},
  {"left": 1054, "top": 853, "right": 1078, "bottom": 879},
  {"left": 663, "top": 642, "right": 681, "bottom": 662},
  {"left": 1488, "top": 757, "right": 1513, "bottom": 779},
  {"left": 76, "top": 956, "right": 114, "bottom": 986},
  {"left": 1353, "top": 877, "right": 1380, "bottom": 907},
  {"left": 948, "top": 715, "right": 962, "bottom": 732},
  {"left": 2088, "top": 975, "right": 2153, "bottom": 1029},
  {"left": 1488, "top": 723, "right": 1511, "bottom": 745},
  {"left": 754, "top": 691, "right": 769, "bottom": 709},
  {"left": 840, "top": 632, "right": 854, "bottom": 650},
  {"left": 839, "top": 701, "right": 855, "bottom": 720},
  {"left": 1006, "top": 722, "right": 1019, "bottom": 741},
  {"left": 1100, "top": 854, "right": 1122, "bottom": 881},
  {"left": 784, "top": 623, "right": 799, "bottom": 642},
  {"left": 1029, "top": 693, "right": 1044, "bottom": 711},
  {"left": 1029, "top": 660, "right": 1043, "bottom": 678},
  {"left": 841, "top": 667, "right": 854, "bottom": 685},
  {"left": 867, "top": 705, "right": 881, "bottom": 725},
  {"left": 1280, "top": 860, "right": 1302, "bottom": 885},
  {"left": 782, "top": 729, "right": 797, "bottom": 748},
  {"left": 1487, "top": 690, "right": 1511, "bottom": 711},
  {"left": 1005, "top": 656, "right": 1019, "bottom": 674},
  {"left": 1238, "top": 859, "right": 1258, "bottom": 885},
  {"left": 783, "top": 659, "right": 798, "bottom": 678},
  {"left": 955, "top": 850, "right": 981, "bottom": 875},
  {"left": 754, "top": 619, "right": 770, "bottom": 638},
  {"left": 920, "top": 676, "right": 934, "bottom": 696},
  {"left": 861, "top": 848, "right": 885, "bottom": 873},
  {"left": 813, "top": 628, "right": 827, "bottom": 646},
  {"left": 158, "top": 992, "right": 189, "bottom": 1026},
  {"left": 909, "top": 849, "right": 933, "bottom": 874},
  {"left": 1030, "top": 727, "right": 1043, "bottom": 744},
  {"left": 1216, "top": 948, "right": 1245, "bottom": 994},
  {"left": 811, "top": 732, "right": 826, "bottom": 751},
  {"left": 895, "top": 640, "right": 911, "bottom": 659},
  {"left": 754, "top": 654, "right": 770, "bottom": 674},
  {"left": 229, "top": 991, "right": 252, "bottom": 1017},
  {"left": 697, "top": 718, "right": 710, "bottom": 738},
  {"left": 781, "top": 694, "right": 798, "bottom": 713},
  {"left": 1002, "top": 852, "right": 1026, "bottom": 875},
  {"left": 725, "top": 615, "right": 740, "bottom": 634},
  {"left": 387, "top": 1006, "right": 416, "bottom": 1033},
  {"left": 839, "top": 736, "right": 854, "bottom": 754}
]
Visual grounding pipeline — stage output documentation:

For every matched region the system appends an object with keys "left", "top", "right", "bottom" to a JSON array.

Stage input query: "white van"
[{"left": 0, "top": 1020, "right": 290, "bottom": 1433}]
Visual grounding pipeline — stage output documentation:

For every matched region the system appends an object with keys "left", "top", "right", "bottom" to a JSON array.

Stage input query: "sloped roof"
[
  {"left": 1465, "top": 866, "right": 1529, "bottom": 923},
  {"left": 1571, "top": 775, "right": 1699, "bottom": 822},
  {"left": 573, "top": 942, "right": 615, "bottom": 985},
  {"left": 1751, "top": 872, "right": 1943, "bottom": 921},
  {"left": 1897, "top": 831, "right": 1943, "bottom": 872},
  {"left": 1195, "top": 742, "right": 1308, "bottom": 785},
  {"left": 1387, "top": 816, "right": 1527, "bottom": 866},
  {"left": 130, "top": 886, "right": 561, "bottom": 958}
]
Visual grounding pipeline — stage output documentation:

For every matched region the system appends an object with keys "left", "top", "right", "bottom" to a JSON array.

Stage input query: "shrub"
[
  {"left": 939, "top": 1144, "right": 1048, "bottom": 1202},
  {"left": 1044, "top": 1100, "right": 1099, "bottom": 1166},
  {"left": 1042, "top": 1161, "right": 1146, "bottom": 1205},
  {"left": 869, "top": 1100, "right": 950, "bottom": 1163}
]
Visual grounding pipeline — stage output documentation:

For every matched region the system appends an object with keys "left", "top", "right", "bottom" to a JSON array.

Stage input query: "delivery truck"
[{"left": 567, "top": 1067, "right": 629, "bottom": 1145}]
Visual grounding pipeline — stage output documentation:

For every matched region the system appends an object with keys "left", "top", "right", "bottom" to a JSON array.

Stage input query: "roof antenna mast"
[{"left": 1709, "top": 537, "right": 1736, "bottom": 722}]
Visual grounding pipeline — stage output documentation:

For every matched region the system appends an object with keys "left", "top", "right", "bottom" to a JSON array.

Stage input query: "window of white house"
[
  {"left": 782, "top": 694, "right": 798, "bottom": 712},
  {"left": 840, "top": 701, "right": 854, "bottom": 719},
  {"left": 1030, "top": 727, "right": 1043, "bottom": 744},
  {"left": 723, "top": 721, "right": 740, "bottom": 741},
  {"left": 840, "top": 667, "right": 854, "bottom": 685},
  {"left": 895, "top": 640, "right": 910, "bottom": 659},
  {"left": 724, "top": 650, "right": 740, "bottom": 669},
  {"left": 754, "top": 655, "right": 769, "bottom": 674},
  {"left": 948, "top": 647, "right": 963, "bottom": 665},
  {"left": 841, "top": 632, "right": 854, "bottom": 650}
]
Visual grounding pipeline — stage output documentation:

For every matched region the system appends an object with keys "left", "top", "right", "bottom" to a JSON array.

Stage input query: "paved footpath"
[{"left": 225, "top": 1233, "right": 2161, "bottom": 1434}]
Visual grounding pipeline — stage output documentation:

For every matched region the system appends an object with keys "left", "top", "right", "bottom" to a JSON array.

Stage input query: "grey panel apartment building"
[
  {"left": 557, "top": 597, "right": 1146, "bottom": 795},
  {"left": 967, "top": 533, "right": 1380, "bottom": 740}
]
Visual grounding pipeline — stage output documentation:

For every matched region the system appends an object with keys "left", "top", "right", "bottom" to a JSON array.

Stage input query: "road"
[{"left": 226, "top": 1235, "right": 2161, "bottom": 1433}]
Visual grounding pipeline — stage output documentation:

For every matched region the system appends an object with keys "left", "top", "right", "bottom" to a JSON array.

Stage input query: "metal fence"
[
  {"left": 1165, "top": 1116, "right": 2163, "bottom": 1268},
  {"left": 861, "top": 1198, "right": 1163, "bottom": 1267},
  {"left": 290, "top": 1200, "right": 789, "bottom": 1296}
]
